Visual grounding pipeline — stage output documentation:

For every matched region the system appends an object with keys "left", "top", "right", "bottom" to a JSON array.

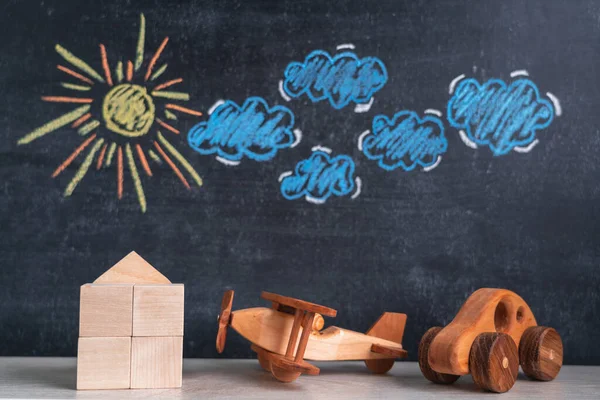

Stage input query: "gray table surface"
[{"left": 0, "top": 358, "right": 598, "bottom": 399}]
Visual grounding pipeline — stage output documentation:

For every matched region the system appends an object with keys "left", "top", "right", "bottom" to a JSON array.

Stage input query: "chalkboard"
[{"left": 1, "top": 0, "right": 599, "bottom": 366}]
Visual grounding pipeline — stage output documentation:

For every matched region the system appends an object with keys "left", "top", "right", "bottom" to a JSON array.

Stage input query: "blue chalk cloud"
[
  {"left": 447, "top": 78, "right": 555, "bottom": 156},
  {"left": 283, "top": 50, "right": 388, "bottom": 109},
  {"left": 187, "top": 97, "right": 296, "bottom": 162},
  {"left": 281, "top": 151, "right": 356, "bottom": 203},
  {"left": 362, "top": 111, "right": 447, "bottom": 171}
]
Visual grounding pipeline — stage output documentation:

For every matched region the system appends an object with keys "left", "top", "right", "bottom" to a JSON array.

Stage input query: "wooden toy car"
[
  {"left": 418, "top": 288, "right": 563, "bottom": 393},
  {"left": 216, "top": 290, "right": 408, "bottom": 382}
]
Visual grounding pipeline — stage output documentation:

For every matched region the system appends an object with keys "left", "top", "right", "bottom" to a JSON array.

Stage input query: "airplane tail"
[{"left": 366, "top": 312, "right": 407, "bottom": 345}]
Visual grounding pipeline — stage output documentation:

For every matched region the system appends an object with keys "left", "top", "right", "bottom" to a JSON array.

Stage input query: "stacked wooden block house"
[{"left": 77, "top": 251, "right": 184, "bottom": 390}]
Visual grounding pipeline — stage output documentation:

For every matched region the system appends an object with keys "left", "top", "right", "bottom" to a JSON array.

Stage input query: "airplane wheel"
[
  {"left": 418, "top": 327, "right": 460, "bottom": 384},
  {"left": 257, "top": 353, "right": 271, "bottom": 372},
  {"left": 365, "top": 359, "right": 395, "bottom": 374},
  {"left": 519, "top": 326, "right": 563, "bottom": 381},
  {"left": 270, "top": 364, "right": 301, "bottom": 383},
  {"left": 469, "top": 332, "right": 519, "bottom": 393}
]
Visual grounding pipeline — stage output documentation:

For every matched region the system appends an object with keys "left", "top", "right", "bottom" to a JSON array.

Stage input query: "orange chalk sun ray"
[
  {"left": 96, "top": 143, "right": 108, "bottom": 170},
  {"left": 52, "top": 134, "right": 98, "bottom": 178},
  {"left": 71, "top": 113, "right": 92, "bottom": 128},
  {"left": 135, "top": 144, "right": 153, "bottom": 177},
  {"left": 165, "top": 103, "right": 203, "bottom": 117},
  {"left": 153, "top": 141, "right": 190, "bottom": 189},
  {"left": 154, "top": 78, "right": 183, "bottom": 91},
  {"left": 99, "top": 44, "right": 114, "bottom": 86},
  {"left": 57, "top": 65, "right": 94, "bottom": 85},
  {"left": 126, "top": 60, "right": 134, "bottom": 82},
  {"left": 156, "top": 118, "right": 180, "bottom": 135},
  {"left": 145, "top": 37, "right": 169, "bottom": 81}
]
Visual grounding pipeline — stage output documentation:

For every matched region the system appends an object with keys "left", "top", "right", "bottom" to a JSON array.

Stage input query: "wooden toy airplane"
[
  {"left": 216, "top": 290, "right": 408, "bottom": 382},
  {"left": 418, "top": 288, "right": 563, "bottom": 393}
]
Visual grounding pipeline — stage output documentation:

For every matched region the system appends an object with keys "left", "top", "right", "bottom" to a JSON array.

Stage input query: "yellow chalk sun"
[
  {"left": 103, "top": 84, "right": 156, "bottom": 138},
  {"left": 18, "top": 14, "right": 203, "bottom": 213}
]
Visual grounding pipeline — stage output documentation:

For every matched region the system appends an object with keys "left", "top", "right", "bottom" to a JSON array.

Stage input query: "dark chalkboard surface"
[{"left": 1, "top": 0, "right": 599, "bottom": 366}]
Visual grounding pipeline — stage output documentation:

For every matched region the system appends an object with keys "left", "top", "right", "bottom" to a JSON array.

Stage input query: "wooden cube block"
[
  {"left": 133, "top": 284, "right": 184, "bottom": 337},
  {"left": 130, "top": 337, "right": 183, "bottom": 389},
  {"left": 77, "top": 337, "right": 131, "bottom": 390},
  {"left": 79, "top": 284, "right": 133, "bottom": 337}
]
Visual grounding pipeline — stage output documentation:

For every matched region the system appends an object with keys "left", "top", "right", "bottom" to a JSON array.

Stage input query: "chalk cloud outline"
[
  {"left": 187, "top": 97, "right": 296, "bottom": 163},
  {"left": 447, "top": 77, "right": 555, "bottom": 156},
  {"left": 361, "top": 111, "right": 448, "bottom": 171},
  {"left": 282, "top": 50, "right": 388, "bottom": 110},
  {"left": 280, "top": 151, "right": 356, "bottom": 203}
]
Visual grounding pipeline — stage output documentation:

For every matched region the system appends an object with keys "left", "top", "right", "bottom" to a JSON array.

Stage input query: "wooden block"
[
  {"left": 94, "top": 251, "right": 171, "bottom": 284},
  {"left": 79, "top": 284, "right": 133, "bottom": 337},
  {"left": 130, "top": 336, "right": 183, "bottom": 389},
  {"left": 133, "top": 284, "right": 184, "bottom": 336},
  {"left": 77, "top": 337, "right": 131, "bottom": 390}
]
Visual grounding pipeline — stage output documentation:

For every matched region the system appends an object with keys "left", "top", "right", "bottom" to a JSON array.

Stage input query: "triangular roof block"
[{"left": 94, "top": 251, "right": 171, "bottom": 284}]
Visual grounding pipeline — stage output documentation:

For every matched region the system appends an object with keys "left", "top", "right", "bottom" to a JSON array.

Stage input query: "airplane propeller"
[{"left": 216, "top": 290, "right": 234, "bottom": 353}]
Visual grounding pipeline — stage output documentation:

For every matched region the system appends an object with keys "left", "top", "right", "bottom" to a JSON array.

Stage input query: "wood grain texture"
[
  {"left": 251, "top": 344, "right": 272, "bottom": 371},
  {"left": 261, "top": 292, "right": 337, "bottom": 317},
  {"left": 252, "top": 345, "right": 320, "bottom": 383},
  {"left": 2, "top": 358, "right": 599, "bottom": 399},
  {"left": 130, "top": 336, "right": 183, "bottom": 389},
  {"left": 293, "top": 312, "right": 314, "bottom": 362},
  {"left": 79, "top": 284, "right": 133, "bottom": 337},
  {"left": 231, "top": 308, "right": 405, "bottom": 360},
  {"left": 216, "top": 290, "right": 234, "bottom": 353},
  {"left": 519, "top": 326, "right": 563, "bottom": 381},
  {"left": 364, "top": 312, "right": 408, "bottom": 374},
  {"left": 269, "top": 365, "right": 301, "bottom": 383},
  {"left": 132, "top": 284, "right": 184, "bottom": 337},
  {"left": 312, "top": 313, "right": 325, "bottom": 331},
  {"left": 94, "top": 251, "right": 171, "bottom": 284},
  {"left": 76, "top": 337, "right": 131, "bottom": 390},
  {"left": 285, "top": 309, "right": 303, "bottom": 357},
  {"left": 364, "top": 356, "right": 395, "bottom": 374},
  {"left": 428, "top": 288, "right": 537, "bottom": 375},
  {"left": 258, "top": 355, "right": 271, "bottom": 372},
  {"left": 469, "top": 332, "right": 519, "bottom": 393},
  {"left": 418, "top": 327, "right": 460, "bottom": 384},
  {"left": 370, "top": 343, "right": 408, "bottom": 358},
  {"left": 365, "top": 312, "right": 407, "bottom": 344},
  {"left": 253, "top": 311, "right": 319, "bottom": 382},
  {"left": 270, "top": 354, "right": 320, "bottom": 375}
]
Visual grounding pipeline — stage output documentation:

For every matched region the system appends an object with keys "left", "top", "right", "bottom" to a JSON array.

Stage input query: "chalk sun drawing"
[
  {"left": 17, "top": 14, "right": 203, "bottom": 213},
  {"left": 282, "top": 50, "right": 387, "bottom": 110},
  {"left": 280, "top": 151, "right": 357, "bottom": 204},
  {"left": 361, "top": 111, "right": 448, "bottom": 172},
  {"left": 447, "top": 77, "right": 556, "bottom": 156},
  {"left": 187, "top": 97, "right": 297, "bottom": 164}
]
